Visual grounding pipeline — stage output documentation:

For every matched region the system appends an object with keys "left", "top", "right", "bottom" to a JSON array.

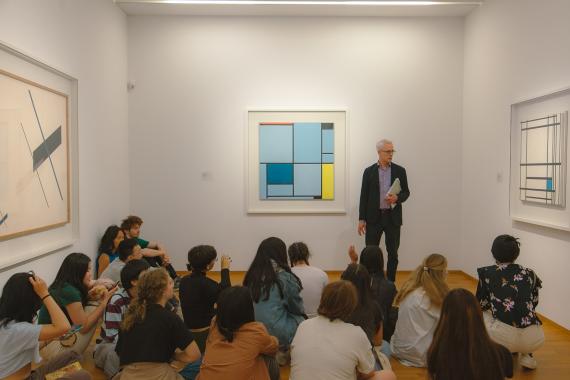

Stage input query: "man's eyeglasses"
[{"left": 381, "top": 150, "right": 396, "bottom": 154}]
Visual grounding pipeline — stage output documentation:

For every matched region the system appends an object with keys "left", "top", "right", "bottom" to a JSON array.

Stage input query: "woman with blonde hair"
[
  {"left": 390, "top": 254, "right": 449, "bottom": 367},
  {"left": 115, "top": 269, "right": 201, "bottom": 379}
]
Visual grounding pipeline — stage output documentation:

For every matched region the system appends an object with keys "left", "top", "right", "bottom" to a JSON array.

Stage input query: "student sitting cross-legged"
[
  {"left": 99, "top": 239, "right": 143, "bottom": 284},
  {"left": 390, "top": 254, "right": 449, "bottom": 367},
  {"left": 427, "top": 288, "right": 513, "bottom": 380},
  {"left": 0, "top": 272, "right": 91, "bottom": 380},
  {"left": 243, "top": 237, "right": 306, "bottom": 366},
  {"left": 94, "top": 259, "right": 150, "bottom": 378},
  {"left": 179, "top": 245, "right": 231, "bottom": 353},
  {"left": 196, "top": 286, "right": 280, "bottom": 380},
  {"left": 115, "top": 268, "right": 201, "bottom": 379},
  {"left": 290, "top": 280, "right": 396, "bottom": 380},
  {"left": 38, "top": 253, "right": 118, "bottom": 361}
]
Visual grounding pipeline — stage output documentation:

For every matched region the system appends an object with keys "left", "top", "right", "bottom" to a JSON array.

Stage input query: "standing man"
[{"left": 358, "top": 139, "right": 410, "bottom": 282}]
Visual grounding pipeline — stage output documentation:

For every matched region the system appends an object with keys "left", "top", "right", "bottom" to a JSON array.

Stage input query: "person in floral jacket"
[{"left": 476, "top": 234, "right": 545, "bottom": 370}]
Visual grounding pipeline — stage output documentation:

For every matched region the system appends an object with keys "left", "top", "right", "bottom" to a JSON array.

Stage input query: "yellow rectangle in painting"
[{"left": 322, "top": 164, "right": 334, "bottom": 200}]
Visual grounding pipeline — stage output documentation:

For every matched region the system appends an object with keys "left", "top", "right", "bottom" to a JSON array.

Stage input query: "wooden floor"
[{"left": 82, "top": 271, "right": 570, "bottom": 379}]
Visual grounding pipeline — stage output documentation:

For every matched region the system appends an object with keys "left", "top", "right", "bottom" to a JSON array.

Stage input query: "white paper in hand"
[
  {"left": 387, "top": 178, "right": 401, "bottom": 209},
  {"left": 387, "top": 178, "right": 401, "bottom": 195}
]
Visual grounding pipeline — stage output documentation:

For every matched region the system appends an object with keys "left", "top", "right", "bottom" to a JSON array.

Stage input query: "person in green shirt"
[
  {"left": 38, "top": 252, "right": 117, "bottom": 360},
  {"left": 120, "top": 215, "right": 179, "bottom": 281}
]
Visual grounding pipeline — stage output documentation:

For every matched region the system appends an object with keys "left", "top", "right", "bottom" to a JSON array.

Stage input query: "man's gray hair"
[{"left": 376, "top": 139, "right": 393, "bottom": 152}]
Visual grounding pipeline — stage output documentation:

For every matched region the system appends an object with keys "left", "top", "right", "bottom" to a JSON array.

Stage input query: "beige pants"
[
  {"left": 113, "top": 362, "right": 183, "bottom": 380},
  {"left": 40, "top": 305, "right": 100, "bottom": 361},
  {"left": 483, "top": 311, "right": 545, "bottom": 354}
]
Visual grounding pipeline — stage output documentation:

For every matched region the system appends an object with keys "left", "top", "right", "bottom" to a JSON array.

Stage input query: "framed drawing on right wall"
[{"left": 510, "top": 87, "right": 570, "bottom": 230}]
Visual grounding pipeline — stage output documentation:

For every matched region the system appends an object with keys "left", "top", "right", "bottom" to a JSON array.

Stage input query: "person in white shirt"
[
  {"left": 291, "top": 280, "right": 396, "bottom": 380},
  {"left": 390, "top": 254, "right": 449, "bottom": 367},
  {"left": 288, "top": 242, "right": 328, "bottom": 318}
]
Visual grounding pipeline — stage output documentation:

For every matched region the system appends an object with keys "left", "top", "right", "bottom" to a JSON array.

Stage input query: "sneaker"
[
  {"left": 520, "top": 353, "right": 537, "bottom": 370},
  {"left": 275, "top": 349, "right": 291, "bottom": 366}
]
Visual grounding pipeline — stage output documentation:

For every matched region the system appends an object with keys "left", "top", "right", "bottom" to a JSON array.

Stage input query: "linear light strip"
[{"left": 116, "top": 0, "right": 482, "bottom": 6}]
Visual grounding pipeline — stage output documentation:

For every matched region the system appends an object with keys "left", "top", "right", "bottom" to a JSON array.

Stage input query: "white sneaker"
[{"left": 520, "top": 353, "right": 537, "bottom": 370}]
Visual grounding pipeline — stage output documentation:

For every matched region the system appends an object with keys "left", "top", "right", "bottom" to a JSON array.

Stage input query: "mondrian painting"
[
  {"left": 259, "top": 122, "right": 334, "bottom": 200},
  {"left": 519, "top": 111, "right": 568, "bottom": 206}
]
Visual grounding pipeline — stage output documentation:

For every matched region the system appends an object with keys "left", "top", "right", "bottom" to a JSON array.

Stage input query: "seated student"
[
  {"left": 349, "top": 245, "right": 397, "bottom": 341},
  {"left": 179, "top": 245, "right": 231, "bottom": 353},
  {"left": 38, "top": 253, "right": 117, "bottom": 360},
  {"left": 390, "top": 253, "right": 449, "bottom": 367},
  {"left": 243, "top": 237, "right": 306, "bottom": 365},
  {"left": 290, "top": 281, "right": 396, "bottom": 380},
  {"left": 476, "top": 234, "right": 545, "bottom": 370},
  {"left": 428, "top": 288, "right": 513, "bottom": 380},
  {"left": 288, "top": 242, "right": 328, "bottom": 318},
  {"left": 100, "top": 238, "right": 143, "bottom": 284},
  {"left": 341, "top": 264, "right": 384, "bottom": 351},
  {"left": 94, "top": 259, "right": 150, "bottom": 378},
  {"left": 0, "top": 272, "right": 91, "bottom": 380},
  {"left": 115, "top": 268, "right": 201, "bottom": 379},
  {"left": 120, "top": 215, "right": 179, "bottom": 281},
  {"left": 97, "top": 225, "right": 125, "bottom": 278},
  {"left": 196, "top": 286, "right": 279, "bottom": 380}
]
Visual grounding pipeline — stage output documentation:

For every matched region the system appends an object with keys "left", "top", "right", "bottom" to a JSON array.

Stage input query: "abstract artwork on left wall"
[{"left": 0, "top": 69, "right": 69, "bottom": 240}]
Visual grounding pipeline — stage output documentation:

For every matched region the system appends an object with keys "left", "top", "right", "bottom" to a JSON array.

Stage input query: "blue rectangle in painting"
[
  {"left": 267, "top": 196, "right": 315, "bottom": 200},
  {"left": 259, "top": 164, "right": 267, "bottom": 199},
  {"left": 322, "top": 126, "right": 334, "bottom": 154},
  {"left": 294, "top": 163, "right": 321, "bottom": 196},
  {"left": 259, "top": 124, "right": 293, "bottom": 163},
  {"left": 322, "top": 154, "right": 334, "bottom": 163},
  {"left": 268, "top": 185, "right": 294, "bottom": 196},
  {"left": 267, "top": 163, "right": 293, "bottom": 184},
  {"left": 547, "top": 178, "right": 553, "bottom": 190},
  {"left": 294, "top": 123, "right": 321, "bottom": 163}
]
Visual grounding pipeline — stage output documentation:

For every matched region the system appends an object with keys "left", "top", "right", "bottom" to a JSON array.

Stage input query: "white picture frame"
[
  {"left": 0, "top": 40, "right": 78, "bottom": 270},
  {"left": 510, "top": 87, "right": 570, "bottom": 231},
  {"left": 247, "top": 109, "right": 347, "bottom": 214}
]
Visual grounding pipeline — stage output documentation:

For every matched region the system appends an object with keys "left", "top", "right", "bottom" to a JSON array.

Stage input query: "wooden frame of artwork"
[
  {"left": 510, "top": 87, "right": 570, "bottom": 231},
  {"left": 247, "top": 109, "right": 347, "bottom": 214},
  {"left": 0, "top": 40, "right": 78, "bottom": 270}
]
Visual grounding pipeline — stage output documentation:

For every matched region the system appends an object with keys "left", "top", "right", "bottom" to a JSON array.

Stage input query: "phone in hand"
[{"left": 59, "top": 324, "right": 82, "bottom": 340}]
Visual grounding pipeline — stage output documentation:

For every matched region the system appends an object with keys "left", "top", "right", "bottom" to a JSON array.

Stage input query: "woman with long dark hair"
[
  {"left": 341, "top": 264, "right": 383, "bottom": 348},
  {"left": 243, "top": 237, "right": 305, "bottom": 365},
  {"left": 97, "top": 225, "right": 125, "bottom": 277},
  {"left": 116, "top": 269, "right": 201, "bottom": 379},
  {"left": 197, "top": 286, "right": 279, "bottom": 380},
  {"left": 427, "top": 288, "right": 513, "bottom": 380},
  {"left": 0, "top": 272, "right": 91, "bottom": 379},
  {"left": 38, "top": 253, "right": 117, "bottom": 360}
]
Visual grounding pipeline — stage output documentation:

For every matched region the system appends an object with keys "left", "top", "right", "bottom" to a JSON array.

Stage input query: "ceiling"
[{"left": 115, "top": 0, "right": 483, "bottom": 17}]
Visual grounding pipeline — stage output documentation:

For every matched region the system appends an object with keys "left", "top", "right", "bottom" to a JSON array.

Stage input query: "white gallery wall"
[
  {"left": 128, "top": 16, "right": 464, "bottom": 271},
  {"left": 0, "top": 0, "right": 129, "bottom": 285},
  {"left": 462, "top": 0, "right": 570, "bottom": 328}
]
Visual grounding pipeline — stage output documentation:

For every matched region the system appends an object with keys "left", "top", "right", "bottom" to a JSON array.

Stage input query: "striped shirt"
[{"left": 98, "top": 287, "right": 131, "bottom": 344}]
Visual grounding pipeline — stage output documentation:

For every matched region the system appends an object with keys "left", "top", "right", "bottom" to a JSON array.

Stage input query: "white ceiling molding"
[{"left": 115, "top": 0, "right": 483, "bottom": 17}]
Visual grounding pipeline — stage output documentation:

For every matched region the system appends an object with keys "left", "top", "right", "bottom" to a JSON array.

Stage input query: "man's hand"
[
  {"left": 385, "top": 193, "right": 398, "bottom": 205},
  {"left": 357, "top": 220, "right": 366, "bottom": 236},
  {"left": 348, "top": 245, "right": 358, "bottom": 263}
]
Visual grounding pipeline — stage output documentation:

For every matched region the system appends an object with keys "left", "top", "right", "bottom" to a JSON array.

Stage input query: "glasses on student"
[{"left": 381, "top": 150, "right": 396, "bottom": 154}]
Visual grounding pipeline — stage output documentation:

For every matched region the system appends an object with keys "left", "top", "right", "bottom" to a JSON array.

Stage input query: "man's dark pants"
[{"left": 364, "top": 209, "right": 400, "bottom": 282}]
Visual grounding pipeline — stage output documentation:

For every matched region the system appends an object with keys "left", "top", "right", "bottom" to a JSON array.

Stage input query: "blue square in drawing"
[
  {"left": 547, "top": 178, "right": 553, "bottom": 190},
  {"left": 268, "top": 185, "right": 294, "bottom": 196},
  {"left": 260, "top": 124, "right": 293, "bottom": 163},
  {"left": 322, "top": 154, "right": 334, "bottom": 163},
  {"left": 267, "top": 163, "right": 293, "bottom": 184},
  {"left": 322, "top": 127, "right": 334, "bottom": 154},
  {"left": 294, "top": 164, "right": 321, "bottom": 196},
  {"left": 294, "top": 123, "right": 321, "bottom": 163}
]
